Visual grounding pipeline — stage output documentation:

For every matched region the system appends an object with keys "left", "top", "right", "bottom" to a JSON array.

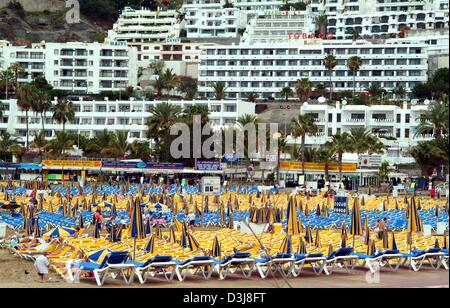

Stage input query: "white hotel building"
[
  {"left": 183, "top": 0, "right": 287, "bottom": 13},
  {"left": 198, "top": 39, "right": 429, "bottom": 100},
  {"left": 0, "top": 99, "right": 255, "bottom": 144},
  {"left": 0, "top": 41, "right": 138, "bottom": 94},
  {"left": 107, "top": 7, "right": 183, "bottom": 44}
]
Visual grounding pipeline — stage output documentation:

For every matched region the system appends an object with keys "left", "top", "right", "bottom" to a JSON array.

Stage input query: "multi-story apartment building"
[
  {"left": 184, "top": 7, "right": 248, "bottom": 38},
  {"left": 241, "top": 9, "right": 316, "bottom": 44},
  {"left": 290, "top": 101, "right": 434, "bottom": 163},
  {"left": 0, "top": 41, "right": 138, "bottom": 94},
  {"left": 0, "top": 99, "right": 255, "bottom": 145},
  {"left": 137, "top": 40, "right": 217, "bottom": 78},
  {"left": 107, "top": 7, "right": 183, "bottom": 44},
  {"left": 198, "top": 39, "right": 428, "bottom": 100},
  {"left": 183, "top": 0, "right": 286, "bottom": 13}
]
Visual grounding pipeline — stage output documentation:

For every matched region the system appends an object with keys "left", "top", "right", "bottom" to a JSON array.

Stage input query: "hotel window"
[
  {"left": 405, "top": 114, "right": 410, "bottom": 123},
  {"left": 405, "top": 129, "right": 410, "bottom": 138},
  {"left": 397, "top": 114, "right": 401, "bottom": 123},
  {"left": 337, "top": 113, "right": 341, "bottom": 122}
]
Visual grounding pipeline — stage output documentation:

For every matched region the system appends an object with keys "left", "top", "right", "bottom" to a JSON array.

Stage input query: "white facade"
[
  {"left": 0, "top": 99, "right": 256, "bottom": 144},
  {"left": 241, "top": 9, "right": 316, "bottom": 44},
  {"left": 107, "top": 7, "right": 182, "bottom": 44},
  {"left": 0, "top": 41, "right": 138, "bottom": 94},
  {"left": 290, "top": 101, "right": 434, "bottom": 164},
  {"left": 185, "top": 7, "right": 248, "bottom": 38},
  {"left": 183, "top": 0, "right": 286, "bottom": 13},
  {"left": 198, "top": 39, "right": 429, "bottom": 100}
]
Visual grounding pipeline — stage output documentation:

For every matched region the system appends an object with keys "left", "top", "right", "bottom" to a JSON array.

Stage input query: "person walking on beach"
[{"left": 34, "top": 252, "right": 50, "bottom": 282}]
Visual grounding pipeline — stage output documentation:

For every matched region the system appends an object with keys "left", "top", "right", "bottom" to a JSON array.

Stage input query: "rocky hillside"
[{"left": 0, "top": 1, "right": 105, "bottom": 44}]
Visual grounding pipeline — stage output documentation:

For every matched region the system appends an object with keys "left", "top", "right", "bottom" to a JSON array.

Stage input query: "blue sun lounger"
[
  {"left": 175, "top": 256, "right": 216, "bottom": 281},
  {"left": 130, "top": 256, "right": 177, "bottom": 284},
  {"left": 66, "top": 251, "right": 134, "bottom": 286},
  {"left": 213, "top": 252, "right": 256, "bottom": 280},
  {"left": 354, "top": 250, "right": 404, "bottom": 273},
  {"left": 402, "top": 248, "right": 448, "bottom": 272},
  {"left": 255, "top": 253, "right": 295, "bottom": 279},
  {"left": 323, "top": 247, "right": 358, "bottom": 275},
  {"left": 291, "top": 253, "right": 327, "bottom": 277}
]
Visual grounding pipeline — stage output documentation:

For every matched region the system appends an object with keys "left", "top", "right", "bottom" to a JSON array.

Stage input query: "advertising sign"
[
  {"left": 102, "top": 161, "right": 184, "bottom": 170},
  {"left": 280, "top": 162, "right": 357, "bottom": 172},
  {"left": 42, "top": 160, "right": 102, "bottom": 168},
  {"left": 334, "top": 196, "right": 348, "bottom": 214},
  {"left": 359, "top": 155, "right": 382, "bottom": 168},
  {"left": 195, "top": 160, "right": 222, "bottom": 171}
]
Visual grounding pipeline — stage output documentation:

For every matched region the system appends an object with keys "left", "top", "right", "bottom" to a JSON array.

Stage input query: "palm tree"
[
  {"left": 244, "top": 92, "right": 258, "bottom": 103},
  {"left": 31, "top": 131, "right": 48, "bottom": 159},
  {"left": 8, "top": 62, "right": 25, "bottom": 91},
  {"left": 280, "top": 86, "right": 293, "bottom": 101},
  {"left": 316, "top": 14, "right": 328, "bottom": 34},
  {"left": 154, "top": 75, "right": 165, "bottom": 99},
  {"left": 31, "top": 88, "right": 52, "bottom": 133},
  {"left": 149, "top": 61, "right": 165, "bottom": 75},
  {"left": 237, "top": 114, "right": 260, "bottom": 160},
  {"left": 351, "top": 29, "right": 361, "bottom": 41},
  {"left": 45, "top": 131, "right": 74, "bottom": 158},
  {"left": 416, "top": 99, "right": 449, "bottom": 138},
  {"left": 101, "top": 131, "right": 129, "bottom": 159},
  {"left": 0, "top": 131, "right": 21, "bottom": 161},
  {"left": 316, "top": 147, "right": 336, "bottom": 182},
  {"left": 211, "top": 82, "right": 228, "bottom": 100},
  {"left": 161, "top": 68, "right": 180, "bottom": 95},
  {"left": 295, "top": 78, "right": 312, "bottom": 101},
  {"left": 16, "top": 84, "right": 35, "bottom": 150},
  {"left": 349, "top": 128, "right": 372, "bottom": 157},
  {"left": 146, "top": 102, "right": 183, "bottom": 161},
  {"left": 128, "top": 140, "right": 152, "bottom": 161},
  {"left": 183, "top": 104, "right": 210, "bottom": 125},
  {"left": 392, "top": 84, "right": 406, "bottom": 100},
  {"left": 378, "top": 161, "right": 391, "bottom": 185},
  {"left": 323, "top": 54, "right": 337, "bottom": 101},
  {"left": 0, "top": 69, "right": 14, "bottom": 99},
  {"left": 291, "top": 114, "right": 318, "bottom": 174},
  {"left": 366, "top": 83, "right": 387, "bottom": 101},
  {"left": 347, "top": 56, "right": 363, "bottom": 102},
  {"left": 52, "top": 99, "right": 75, "bottom": 132},
  {"left": 327, "top": 132, "right": 353, "bottom": 182},
  {"left": 408, "top": 141, "right": 444, "bottom": 176},
  {"left": 315, "top": 83, "right": 327, "bottom": 98}
]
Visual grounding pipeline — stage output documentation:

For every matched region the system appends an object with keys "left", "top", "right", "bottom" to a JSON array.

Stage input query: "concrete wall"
[{"left": 0, "top": 0, "right": 66, "bottom": 12}]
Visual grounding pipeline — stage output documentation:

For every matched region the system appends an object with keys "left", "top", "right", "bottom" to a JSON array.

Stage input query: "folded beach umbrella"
[
  {"left": 390, "top": 232, "right": 398, "bottom": 251},
  {"left": 314, "top": 229, "right": 322, "bottom": 249},
  {"left": 367, "top": 239, "right": 376, "bottom": 256},
  {"left": 434, "top": 238, "right": 440, "bottom": 249},
  {"left": 186, "top": 231, "right": 201, "bottom": 252},
  {"left": 287, "top": 198, "right": 299, "bottom": 236},
  {"left": 42, "top": 227, "right": 76, "bottom": 239},
  {"left": 211, "top": 236, "right": 221, "bottom": 258},
  {"left": 444, "top": 230, "right": 448, "bottom": 250},
  {"left": 87, "top": 249, "right": 109, "bottom": 263},
  {"left": 341, "top": 232, "right": 347, "bottom": 248},
  {"left": 155, "top": 224, "right": 163, "bottom": 238},
  {"left": 435, "top": 203, "right": 440, "bottom": 217},
  {"left": 167, "top": 224, "right": 177, "bottom": 244},
  {"left": 382, "top": 231, "right": 389, "bottom": 250},
  {"left": 181, "top": 223, "right": 188, "bottom": 249},
  {"left": 33, "top": 218, "right": 41, "bottom": 238},
  {"left": 327, "top": 243, "right": 334, "bottom": 256},
  {"left": 280, "top": 234, "right": 292, "bottom": 254},
  {"left": 304, "top": 203, "right": 310, "bottom": 217},
  {"left": 111, "top": 203, "right": 117, "bottom": 218},
  {"left": 315, "top": 204, "right": 322, "bottom": 217},
  {"left": 298, "top": 237, "right": 307, "bottom": 254},
  {"left": 364, "top": 215, "right": 371, "bottom": 246},
  {"left": 322, "top": 203, "right": 329, "bottom": 218},
  {"left": 78, "top": 214, "right": 84, "bottom": 229},
  {"left": 145, "top": 219, "right": 152, "bottom": 235},
  {"left": 304, "top": 226, "right": 313, "bottom": 244},
  {"left": 145, "top": 235, "right": 156, "bottom": 254},
  {"left": 130, "top": 200, "right": 145, "bottom": 240},
  {"left": 350, "top": 198, "right": 363, "bottom": 248},
  {"left": 395, "top": 199, "right": 399, "bottom": 211}
]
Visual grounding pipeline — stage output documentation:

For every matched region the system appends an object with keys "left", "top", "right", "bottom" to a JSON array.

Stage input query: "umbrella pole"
[
  {"left": 133, "top": 237, "right": 137, "bottom": 260},
  {"left": 409, "top": 232, "right": 412, "bottom": 272}
]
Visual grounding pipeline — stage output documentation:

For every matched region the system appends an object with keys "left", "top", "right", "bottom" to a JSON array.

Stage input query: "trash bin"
[{"left": 0, "top": 223, "right": 6, "bottom": 239}]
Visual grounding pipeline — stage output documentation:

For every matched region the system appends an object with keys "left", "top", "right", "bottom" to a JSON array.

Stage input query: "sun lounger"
[
  {"left": 323, "top": 247, "right": 358, "bottom": 275},
  {"left": 402, "top": 248, "right": 448, "bottom": 272},
  {"left": 354, "top": 250, "right": 404, "bottom": 273},
  {"left": 442, "top": 249, "right": 448, "bottom": 269},
  {"left": 175, "top": 256, "right": 216, "bottom": 282},
  {"left": 214, "top": 252, "right": 256, "bottom": 280},
  {"left": 130, "top": 256, "right": 177, "bottom": 284},
  {"left": 66, "top": 251, "right": 135, "bottom": 286},
  {"left": 255, "top": 253, "right": 295, "bottom": 279},
  {"left": 291, "top": 253, "right": 327, "bottom": 277}
]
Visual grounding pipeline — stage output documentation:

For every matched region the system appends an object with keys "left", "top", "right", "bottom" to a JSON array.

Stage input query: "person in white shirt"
[{"left": 34, "top": 253, "right": 50, "bottom": 282}]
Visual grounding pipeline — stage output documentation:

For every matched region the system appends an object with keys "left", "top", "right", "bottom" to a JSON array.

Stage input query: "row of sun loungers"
[{"left": 56, "top": 247, "right": 449, "bottom": 286}]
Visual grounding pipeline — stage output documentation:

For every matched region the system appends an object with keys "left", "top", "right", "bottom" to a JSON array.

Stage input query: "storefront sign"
[
  {"left": 334, "top": 196, "right": 348, "bottom": 214},
  {"left": 359, "top": 155, "right": 382, "bottom": 168},
  {"left": 102, "top": 161, "right": 184, "bottom": 170},
  {"left": 42, "top": 160, "right": 102, "bottom": 168},
  {"left": 288, "top": 32, "right": 335, "bottom": 40},
  {"left": 195, "top": 160, "right": 222, "bottom": 171},
  {"left": 280, "top": 162, "right": 357, "bottom": 172}
]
